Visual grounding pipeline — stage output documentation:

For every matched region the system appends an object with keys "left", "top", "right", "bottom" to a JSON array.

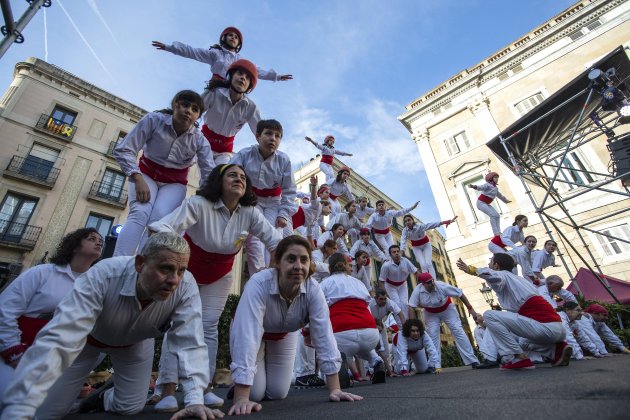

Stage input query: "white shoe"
[
  {"left": 154, "top": 395, "right": 178, "bottom": 413},
  {"left": 203, "top": 391, "right": 224, "bottom": 408}
]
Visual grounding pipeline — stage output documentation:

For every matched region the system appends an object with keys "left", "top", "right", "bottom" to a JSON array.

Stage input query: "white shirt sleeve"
[
  {"left": 394, "top": 334, "right": 409, "bottom": 372},
  {"left": 148, "top": 197, "right": 199, "bottom": 234},
  {"left": 165, "top": 42, "right": 220, "bottom": 65},
  {"left": 278, "top": 158, "right": 298, "bottom": 221},
  {"left": 113, "top": 113, "right": 157, "bottom": 177},
  {"left": 400, "top": 228, "right": 408, "bottom": 249},
  {"left": 595, "top": 322, "right": 625, "bottom": 351},
  {"left": 307, "top": 283, "right": 342, "bottom": 376},
  {"left": 423, "top": 331, "right": 440, "bottom": 367}
]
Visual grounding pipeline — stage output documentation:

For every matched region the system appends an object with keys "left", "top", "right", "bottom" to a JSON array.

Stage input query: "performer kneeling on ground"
[
  {"left": 228, "top": 235, "right": 362, "bottom": 416},
  {"left": 392, "top": 319, "right": 440, "bottom": 375}
]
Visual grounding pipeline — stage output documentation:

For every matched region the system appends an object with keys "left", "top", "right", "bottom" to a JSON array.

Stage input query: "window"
[
  {"left": 88, "top": 119, "right": 106, "bottom": 139},
  {"left": 462, "top": 175, "right": 502, "bottom": 223},
  {"left": 97, "top": 169, "right": 125, "bottom": 200},
  {"left": 595, "top": 224, "right": 630, "bottom": 257},
  {"left": 116, "top": 131, "right": 127, "bottom": 143},
  {"left": 86, "top": 213, "right": 114, "bottom": 239},
  {"left": 21, "top": 144, "right": 60, "bottom": 181},
  {"left": 550, "top": 150, "right": 596, "bottom": 193},
  {"left": 444, "top": 131, "right": 470, "bottom": 156},
  {"left": 0, "top": 193, "right": 38, "bottom": 242},
  {"left": 514, "top": 92, "right": 545, "bottom": 116},
  {"left": 51, "top": 105, "right": 77, "bottom": 126}
]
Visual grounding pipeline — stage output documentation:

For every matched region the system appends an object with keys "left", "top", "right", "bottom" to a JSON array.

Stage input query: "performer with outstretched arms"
[
  {"left": 400, "top": 214, "right": 456, "bottom": 279},
  {"left": 467, "top": 172, "right": 511, "bottom": 235},
  {"left": 328, "top": 166, "right": 354, "bottom": 216},
  {"left": 488, "top": 215, "right": 527, "bottom": 254},
  {"left": 365, "top": 200, "right": 420, "bottom": 252},
  {"left": 355, "top": 197, "right": 375, "bottom": 223},
  {"left": 305, "top": 135, "right": 352, "bottom": 181},
  {"left": 532, "top": 240, "right": 558, "bottom": 281},
  {"left": 328, "top": 200, "right": 362, "bottom": 244}
]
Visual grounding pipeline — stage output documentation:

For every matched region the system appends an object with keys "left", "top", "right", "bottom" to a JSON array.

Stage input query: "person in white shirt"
[
  {"left": 328, "top": 200, "right": 363, "bottom": 244},
  {"left": 147, "top": 164, "right": 282, "bottom": 411},
  {"left": 328, "top": 167, "right": 354, "bottom": 216},
  {"left": 0, "top": 228, "right": 103, "bottom": 400},
  {"left": 304, "top": 135, "right": 352, "bottom": 181},
  {"left": 408, "top": 273, "right": 480, "bottom": 369},
  {"left": 318, "top": 223, "right": 351, "bottom": 258},
  {"left": 508, "top": 235, "right": 538, "bottom": 284},
  {"left": 350, "top": 228, "right": 388, "bottom": 287},
  {"left": 365, "top": 200, "right": 419, "bottom": 252},
  {"left": 351, "top": 250, "right": 372, "bottom": 294},
  {"left": 378, "top": 245, "right": 418, "bottom": 311},
  {"left": 355, "top": 197, "right": 375, "bottom": 223},
  {"left": 230, "top": 119, "right": 297, "bottom": 274},
  {"left": 456, "top": 253, "right": 571, "bottom": 371},
  {"left": 228, "top": 235, "right": 362, "bottom": 416},
  {"left": 488, "top": 215, "right": 527, "bottom": 254},
  {"left": 369, "top": 289, "right": 406, "bottom": 375},
  {"left": 584, "top": 304, "right": 630, "bottom": 354},
  {"left": 537, "top": 275, "right": 577, "bottom": 309},
  {"left": 467, "top": 172, "right": 511, "bottom": 235},
  {"left": 400, "top": 214, "right": 455, "bottom": 280},
  {"left": 531, "top": 240, "right": 558, "bottom": 281},
  {"left": 113, "top": 90, "right": 214, "bottom": 256},
  {"left": 320, "top": 253, "right": 386, "bottom": 385},
  {"left": 0, "top": 232, "right": 219, "bottom": 420},
  {"left": 556, "top": 302, "right": 587, "bottom": 360},
  {"left": 472, "top": 314, "right": 499, "bottom": 369},
  {"left": 152, "top": 26, "right": 291, "bottom": 85},
  {"left": 392, "top": 318, "right": 440, "bottom": 375}
]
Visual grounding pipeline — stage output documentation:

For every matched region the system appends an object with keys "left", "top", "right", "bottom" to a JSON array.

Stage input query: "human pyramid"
[{"left": 0, "top": 27, "right": 628, "bottom": 420}]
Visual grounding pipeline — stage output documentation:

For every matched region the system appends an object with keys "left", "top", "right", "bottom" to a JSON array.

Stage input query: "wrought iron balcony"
[
  {"left": 0, "top": 221, "right": 42, "bottom": 250},
  {"left": 3, "top": 155, "right": 60, "bottom": 188},
  {"left": 87, "top": 180, "right": 128, "bottom": 208},
  {"left": 35, "top": 113, "right": 77, "bottom": 140},
  {"left": 106, "top": 141, "right": 118, "bottom": 157}
]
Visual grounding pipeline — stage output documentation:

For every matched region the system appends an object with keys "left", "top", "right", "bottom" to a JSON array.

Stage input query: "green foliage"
[
  {"left": 440, "top": 344, "right": 464, "bottom": 368},
  {"left": 216, "top": 294, "right": 241, "bottom": 368},
  {"left": 576, "top": 296, "right": 630, "bottom": 348}
]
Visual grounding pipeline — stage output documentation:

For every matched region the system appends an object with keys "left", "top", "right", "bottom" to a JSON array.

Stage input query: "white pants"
[
  {"left": 476, "top": 201, "right": 501, "bottom": 235},
  {"left": 411, "top": 244, "right": 436, "bottom": 279},
  {"left": 329, "top": 199, "right": 342, "bottom": 218},
  {"left": 347, "top": 228, "right": 359, "bottom": 245},
  {"left": 383, "top": 281, "right": 408, "bottom": 313},
  {"left": 483, "top": 310, "right": 565, "bottom": 362},
  {"left": 251, "top": 332, "right": 298, "bottom": 402},
  {"left": 114, "top": 174, "right": 187, "bottom": 256},
  {"left": 477, "top": 329, "right": 498, "bottom": 362},
  {"left": 488, "top": 243, "right": 508, "bottom": 254},
  {"left": 35, "top": 340, "right": 154, "bottom": 419},
  {"left": 374, "top": 232, "right": 394, "bottom": 254},
  {"left": 156, "top": 275, "right": 232, "bottom": 391},
  {"left": 334, "top": 328, "right": 382, "bottom": 367},
  {"left": 392, "top": 346, "right": 429, "bottom": 374},
  {"left": 320, "top": 162, "right": 334, "bottom": 183},
  {"left": 246, "top": 197, "right": 282, "bottom": 274},
  {"left": 378, "top": 327, "right": 391, "bottom": 364},
  {"left": 293, "top": 334, "right": 316, "bottom": 378},
  {"left": 423, "top": 305, "right": 479, "bottom": 368},
  {"left": 213, "top": 152, "right": 232, "bottom": 166},
  {"left": 0, "top": 358, "right": 14, "bottom": 403}
]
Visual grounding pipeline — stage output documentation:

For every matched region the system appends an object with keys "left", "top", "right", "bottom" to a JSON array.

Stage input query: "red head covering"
[
  {"left": 485, "top": 172, "right": 499, "bottom": 183},
  {"left": 227, "top": 59, "right": 258, "bottom": 93},
  {"left": 324, "top": 135, "right": 335, "bottom": 143},
  {"left": 220, "top": 27, "right": 243, "bottom": 52},
  {"left": 337, "top": 166, "right": 351, "bottom": 174},
  {"left": 359, "top": 228, "right": 370, "bottom": 235},
  {"left": 317, "top": 184, "right": 330, "bottom": 196},
  {"left": 418, "top": 272, "right": 434, "bottom": 283},
  {"left": 584, "top": 304, "right": 608, "bottom": 316}
]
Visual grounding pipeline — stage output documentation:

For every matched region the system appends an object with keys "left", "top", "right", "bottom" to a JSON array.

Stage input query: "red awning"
[{"left": 567, "top": 267, "right": 630, "bottom": 305}]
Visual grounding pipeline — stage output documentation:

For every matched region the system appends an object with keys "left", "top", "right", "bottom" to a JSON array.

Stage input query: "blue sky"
[{"left": 0, "top": 0, "right": 577, "bottom": 223}]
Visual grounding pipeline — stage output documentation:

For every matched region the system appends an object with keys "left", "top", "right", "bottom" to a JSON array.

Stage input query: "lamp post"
[{"left": 479, "top": 282, "right": 494, "bottom": 308}]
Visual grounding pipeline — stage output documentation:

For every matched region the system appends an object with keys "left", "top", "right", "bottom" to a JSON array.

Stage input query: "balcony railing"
[
  {"left": 4, "top": 155, "right": 60, "bottom": 188},
  {"left": 87, "top": 180, "right": 128, "bottom": 208},
  {"left": 35, "top": 113, "right": 77, "bottom": 141},
  {"left": 106, "top": 141, "right": 118, "bottom": 157},
  {"left": 0, "top": 221, "right": 42, "bottom": 250}
]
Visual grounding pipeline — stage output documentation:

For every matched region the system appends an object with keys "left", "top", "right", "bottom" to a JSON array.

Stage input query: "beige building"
[
  {"left": 398, "top": 0, "right": 630, "bottom": 314},
  {"left": 294, "top": 156, "right": 472, "bottom": 345}
]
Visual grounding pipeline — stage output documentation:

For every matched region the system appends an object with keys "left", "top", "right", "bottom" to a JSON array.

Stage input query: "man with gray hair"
[
  {"left": 1, "top": 232, "right": 222, "bottom": 420},
  {"left": 537, "top": 275, "right": 576, "bottom": 308}
]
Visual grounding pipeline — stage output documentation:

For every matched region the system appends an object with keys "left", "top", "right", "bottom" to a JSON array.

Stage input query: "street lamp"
[{"left": 479, "top": 282, "right": 494, "bottom": 308}]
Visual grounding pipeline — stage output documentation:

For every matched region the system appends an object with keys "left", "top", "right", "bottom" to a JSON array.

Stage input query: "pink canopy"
[{"left": 567, "top": 268, "right": 630, "bottom": 305}]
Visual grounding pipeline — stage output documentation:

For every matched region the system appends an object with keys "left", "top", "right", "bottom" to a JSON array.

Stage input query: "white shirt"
[
  {"left": 229, "top": 145, "right": 297, "bottom": 221},
  {"left": 327, "top": 212, "right": 362, "bottom": 232},
  {"left": 394, "top": 331, "right": 439, "bottom": 369},
  {"left": 1, "top": 257, "right": 208, "bottom": 417},
  {"left": 149, "top": 196, "right": 281, "bottom": 255},
  {"left": 0, "top": 264, "right": 78, "bottom": 352},
  {"left": 537, "top": 285, "right": 576, "bottom": 309},
  {"left": 311, "top": 249, "right": 330, "bottom": 283},
  {"left": 113, "top": 112, "right": 214, "bottom": 181},
  {"left": 302, "top": 199, "right": 322, "bottom": 237},
  {"left": 369, "top": 298, "right": 402, "bottom": 322},
  {"left": 572, "top": 315, "right": 604, "bottom": 356},
  {"left": 474, "top": 182, "right": 508, "bottom": 202},
  {"left": 365, "top": 207, "right": 412, "bottom": 231},
  {"left": 590, "top": 316, "right": 625, "bottom": 352},
  {"left": 532, "top": 249, "right": 555, "bottom": 274},
  {"left": 508, "top": 245, "right": 535, "bottom": 280},
  {"left": 350, "top": 239, "right": 387, "bottom": 262},
  {"left": 409, "top": 280, "right": 462, "bottom": 309},
  {"left": 355, "top": 205, "right": 375, "bottom": 222},
  {"left": 350, "top": 264, "right": 371, "bottom": 291},
  {"left": 317, "top": 231, "right": 350, "bottom": 257},
  {"left": 320, "top": 273, "right": 371, "bottom": 306},
  {"left": 201, "top": 87, "right": 260, "bottom": 138},
  {"left": 558, "top": 312, "right": 584, "bottom": 359},
  {"left": 379, "top": 258, "right": 417, "bottom": 283},
  {"left": 400, "top": 221, "right": 441, "bottom": 248},
  {"left": 229, "top": 269, "right": 341, "bottom": 386},
  {"left": 311, "top": 143, "right": 351, "bottom": 159},
  {"left": 500, "top": 225, "right": 525, "bottom": 248},
  {"left": 328, "top": 180, "right": 353, "bottom": 202},
  {"left": 474, "top": 268, "right": 539, "bottom": 313},
  {"left": 164, "top": 42, "right": 281, "bottom": 81}
]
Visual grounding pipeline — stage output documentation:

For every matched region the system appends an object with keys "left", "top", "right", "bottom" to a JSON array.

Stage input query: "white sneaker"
[
  {"left": 203, "top": 391, "right": 224, "bottom": 408},
  {"left": 154, "top": 395, "right": 178, "bottom": 413}
]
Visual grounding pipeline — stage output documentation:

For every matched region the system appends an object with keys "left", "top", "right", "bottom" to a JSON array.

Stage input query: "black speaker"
[
  {"left": 101, "top": 235, "right": 117, "bottom": 259},
  {"left": 609, "top": 134, "right": 630, "bottom": 185}
]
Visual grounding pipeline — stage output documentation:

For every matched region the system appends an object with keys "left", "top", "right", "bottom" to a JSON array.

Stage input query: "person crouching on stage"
[
  {"left": 392, "top": 319, "right": 440, "bottom": 375},
  {"left": 228, "top": 235, "right": 362, "bottom": 415}
]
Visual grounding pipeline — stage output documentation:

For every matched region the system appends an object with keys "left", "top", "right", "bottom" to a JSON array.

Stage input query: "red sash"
[
  {"left": 262, "top": 332, "right": 288, "bottom": 341},
  {"left": 17, "top": 316, "right": 49, "bottom": 347},
  {"left": 490, "top": 235, "right": 507, "bottom": 249},
  {"left": 365, "top": 257, "right": 371, "bottom": 266},
  {"left": 201, "top": 125, "right": 236, "bottom": 153},
  {"left": 478, "top": 194, "right": 494, "bottom": 204},
  {"left": 329, "top": 193, "right": 339, "bottom": 200},
  {"left": 138, "top": 155, "right": 189, "bottom": 185},
  {"left": 329, "top": 298, "right": 376, "bottom": 333},
  {"left": 252, "top": 186, "right": 282, "bottom": 197},
  {"left": 211, "top": 74, "right": 225, "bottom": 81},
  {"left": 385, "top": 278, "right": 406, "bottom": 287},
  {"left": 292, "top": 206, "right": 306, "bottom": 229},
  {"left": 320, "top": 155, "right": 334, "bottom": 165},
  {"left": 184, "top": 234, "right": 239, "bottom": 285},
  {"left": 373, "top": 227, "right": 390, "bottom": 235},
  {"left": 411, "top": 236, "right": 430, "bottom": 247},
  {"left": 424, "top": 297, "right": 452, "bottom": 314},
  {"left": 518, "top": 295, "right": 561, "bottom": 323}
]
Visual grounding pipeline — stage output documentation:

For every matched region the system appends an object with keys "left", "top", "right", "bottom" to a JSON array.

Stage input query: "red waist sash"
[
  {"left": 373, "top": 227, "right": 390, "bottom": 235},
  {"left": 385, "top": 278, "right": 406, "bottom": 287},
  {"left": 138, "top": 155, "right": 189, "bottom": 185},
  {"left": 17, "top": 316, "right": 49, "bottom": 347},
  {"left": 518, "top": 295, "right": 561, "bottom": 323},
  {"left": 329, "top": 298, "right": 376, "bottom": 333},
  {"left": 490, "top": 235, "right": 507, "bottom": 249},
  {"left": 424, "top": 297, "right": 452, "bottom": 314},
  {"left": 184, "top": 233, "right": 239, "bottom": 285},
  {"left": 320, "top": 155, "right": 334, "bottom": 165},
  {"left": 478, "top": 194, "right": 494, "bottom": 204},
  {"left": 201, "top": 125, "right": 236, "bottom": 153},
  {"left": 365, "top": 256, "right": 371, "bottom": 266},
  {"left": 262, "top": 332, "right": 288, "bottom": 341},
  {"left": 252, "top": 186, "right": 282, "bottom": 197},
  {"left": 411, "top": 236, "right": 430, "bottom": 247},
  {"left": 292, "top": 206, "right": 306, "bottom": 229},
  {"left": 329, "top": 193, "right": 339, "bottom": 200}
]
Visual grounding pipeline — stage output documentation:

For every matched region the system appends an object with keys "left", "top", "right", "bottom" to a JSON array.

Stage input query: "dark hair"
[
  {"left": 402, "top": 318, "right": 425, "bottom": 338},
  {"left": 155, "top": 90, "right": 204, "bottom": 127},
  {"left": 328, "top": 253, "right": 350, "bottom": 274},
  {"left": 335, "top": 170, "right": 349, "bottom": 183},
  {"left": 561, "top": 301, "right": 580, "bottom": 311},
  {"left": 50, "top": 228, "right": 102, "bottom": 265},
  {"left": 491, "top": 253, "right": 515, "bottom": 271},
  {"left": 256, "top": 119, "right": 283, "bottom": 137},
  {"left": 512, "top": 215, "right": 527, "bottom": 226},
  {"left": 344, "top": 200, "right": 355, "bottom": 212},
  {"left": 388, "top": 244, "right": 400, "bottom": 255},
  {"left": 544, "top": 240, "right": 557, "bottom": 247},
  {"left": 322, "top": 239, "right": 337, "bottom": 250},
  {"left": 403, "top": 214, "right": 414, "bottom": 223},
  {"left": 524, "top": 235, "right": 537, "bottom": 243},
  {"left": 354, "top": 250, "right": 368, "bottom": 261},
  {"left": 331, "top": 223, "right": 344, "bottom": 233},
  {"left": 375, "top": 200, "right": 384, "bottom": 206},
  {"left": 196, "top": 164, "right": 257, "bottom": 206},
  {"left": 375, "top": 288, "right": 387, "bottom": 298},
  {"left": 320, "top": 200, "right": 331, "bottom": 207},
  {"left": 274, "top": 235, "right": 315, "bottom": 276}
]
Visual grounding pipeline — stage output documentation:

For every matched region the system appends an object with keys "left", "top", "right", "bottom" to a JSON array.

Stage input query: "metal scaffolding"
[{"left": 0, "top": 0, "right": 50, "bottom": 59}]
